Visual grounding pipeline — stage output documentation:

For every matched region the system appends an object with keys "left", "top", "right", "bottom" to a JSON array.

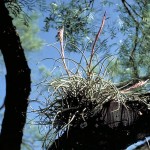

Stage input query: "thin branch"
[
  {"left": 121, "top": 0, "right": 141, "bottom": 78},
  {"left": 129, "top": 25, "right": 139, "bottom": 78},
  {"left": 125, "top": 1, "right": 142, "bottom": 19},
  {"left": 121, "top": 0, "right": 138, "bottom": 25}
]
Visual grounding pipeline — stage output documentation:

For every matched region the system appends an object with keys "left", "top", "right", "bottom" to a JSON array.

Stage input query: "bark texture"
[{"left": 0, "top": 1, "right": 31, "bottom": 149}]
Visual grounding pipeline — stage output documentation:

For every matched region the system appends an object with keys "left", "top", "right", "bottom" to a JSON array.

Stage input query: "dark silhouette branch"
[
  {"left": 121, "top": 0, "right": 141, "bottom": 79},
  {"left": 129, "top": 25, "right": 139, "bottom": 79},
  {"left": 121, "top": 0, "right": 138, "bottom": 25}
]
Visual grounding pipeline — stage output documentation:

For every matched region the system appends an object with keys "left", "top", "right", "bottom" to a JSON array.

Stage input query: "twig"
[{"left": 121, "top": 0, "right": 138, "bottom": 25}]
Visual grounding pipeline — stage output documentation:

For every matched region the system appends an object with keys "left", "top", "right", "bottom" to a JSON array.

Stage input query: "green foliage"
[
  {"left": 38, "top": 65, "right": 52, "bottom": 77},
  {"left": 0, "top": 1, "right": 44, "bottom": 73},
  {"left": 141, "top": 2, "right": 150, "bottom": 52},
  {"left": 4, "top": 0, "right": 46, "bottom": 52},
  {"left": 12, "top": 12, "right": 44, "bottom": 51},
  {"left": 5, "top": 0, "right": 47, "bottom": 17},
  {"left": 108, "top": 0, "right": 150, "bottom": 82},
  {"left": 44, "top": 0, "right": 95, "bottom": 52}
]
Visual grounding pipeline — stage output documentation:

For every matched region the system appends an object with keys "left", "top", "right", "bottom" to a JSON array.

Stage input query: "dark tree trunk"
[{"left": 0, "top": 1, "right": 31, "bottom": 150}]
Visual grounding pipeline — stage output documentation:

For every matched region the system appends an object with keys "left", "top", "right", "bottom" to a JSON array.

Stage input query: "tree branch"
[{"left": 0, "top": 1, "right": 31, "bottom": 149}]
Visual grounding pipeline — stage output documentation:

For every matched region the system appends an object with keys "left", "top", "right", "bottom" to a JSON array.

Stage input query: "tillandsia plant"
[{"left": 36, "top": 12, "right": 150, "bottom": 149}]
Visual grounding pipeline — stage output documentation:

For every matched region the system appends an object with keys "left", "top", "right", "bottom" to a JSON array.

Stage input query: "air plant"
[{"left": 36, "top": 12, "right": 150, "bottom": 149}]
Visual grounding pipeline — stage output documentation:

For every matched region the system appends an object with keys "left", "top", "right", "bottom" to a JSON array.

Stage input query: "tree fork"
[{"left": 0, "top": 1, "right": 31, "bottom": 149}]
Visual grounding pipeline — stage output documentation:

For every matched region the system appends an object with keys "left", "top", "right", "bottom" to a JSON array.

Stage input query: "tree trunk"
[{"left": 0, "top": 1, "right": 31, "bottom": 150}]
